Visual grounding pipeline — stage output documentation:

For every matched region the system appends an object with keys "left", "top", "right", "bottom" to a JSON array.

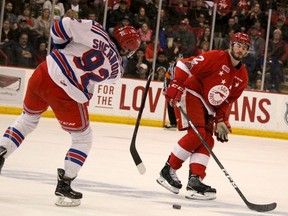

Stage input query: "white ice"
[{"left": 0, "top": 114, "right": 287, "bottom": 216}]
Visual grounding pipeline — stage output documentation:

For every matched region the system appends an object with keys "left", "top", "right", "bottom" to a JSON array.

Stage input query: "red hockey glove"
[
  {"left": 214, "top": 119, "right": 232, "bottom": 143},
  {"left": 165, "top": 80, "right": 184, "bottom": 107}
]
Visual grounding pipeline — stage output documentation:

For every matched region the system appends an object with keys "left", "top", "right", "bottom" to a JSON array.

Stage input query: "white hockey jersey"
[{"left": 47, "top": 17, "right": 123, "bottom": 104}]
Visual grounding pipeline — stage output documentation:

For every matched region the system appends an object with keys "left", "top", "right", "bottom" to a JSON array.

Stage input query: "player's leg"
[
  {"left": 186, "top": 115, "right": 217, "bottom": 200},
  {"left": 157, "top": 95, "right": 206, "bottom": 194},
  {"left": 0, "top": 62, "right": 49, "bottom": 173},
  {"left": 186, "top": 135, "right": 216, "bottom": 200},
  {"left": 46, "top": 83, "right": 92, "bottom": 206}
]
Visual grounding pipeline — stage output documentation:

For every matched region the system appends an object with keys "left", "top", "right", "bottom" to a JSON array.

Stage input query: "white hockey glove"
[{"left": 214, "top": 120, "right": 232, "bottom": 143}]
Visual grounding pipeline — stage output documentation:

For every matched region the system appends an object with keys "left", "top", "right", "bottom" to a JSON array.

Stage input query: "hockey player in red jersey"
[
  {"left": 0, "top": 17, "right": 140, "bottom": 206},
  {"left": 157, "top": 32, "right": 250, "bottom": 200}
]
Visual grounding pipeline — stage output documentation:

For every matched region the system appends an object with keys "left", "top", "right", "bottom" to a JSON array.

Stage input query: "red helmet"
[
  {"left": 114, "top": 26, "right": 141, "bottom": 51},
  {"left": 230, "top": 32, "right": 250, "bottom": 48}
]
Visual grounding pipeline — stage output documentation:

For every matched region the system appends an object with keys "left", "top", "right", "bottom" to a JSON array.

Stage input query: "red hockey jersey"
[{"left": 174, "top": 50, "right": 248, "bottom": 120}]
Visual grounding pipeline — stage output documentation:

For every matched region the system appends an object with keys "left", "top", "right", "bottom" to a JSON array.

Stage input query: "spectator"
[
  {"left": 194, "top": 40, "right": 210, "bottom": 55},
  {"left": 32, "top": 8, "right": 51, "bottom": 48},
  {"left": 13, "top": 18, "right": 36, "bottom": 49},
  {"left": 232, "top": 7, "right": 249, "bottom": 31},
  {"left": 234, "top": 0, "right": 250, "bottom": 12},
  {"left": 172, "top": 17, "right": 194, "bottom": 32},
  {"left": 113, "top": 15, "right": 132, "bottom": 35},
  {"left": 145, "top": 36, "right": 163, "bottom": 63},
  {"left": 27, "top": 0, "right": 45, "bottom": 18},
  {"left": 262, "top": 29, "right": 288, "bottom": 92},
  {"left": 164, "top": 24, "right": 174, "bottom": 48},
  {"left": 245, "top": 3, "right": 266, "bottom": 30},
  {"left": 136, "top": 63, "right": 149, "bottom": 79},
  {"left": 124, "top": 48, "right": 150, "bottom": 78},
  {"left": 166, "top": 37, "right": 188, "bottom": 62},
  {"left": 187, "top": 0, "right": 209, "bottom": 27},
  {"left": 248, "top": 25, "right": 265, "bottom": 60},
  {"left": 221, "top": 28, "right": 235, "bottom": 51},
  {"left": 246, "top": 18, "right": 266, "bottom": 39},
  {"left": 64, "top": 9, "right": 76, "bottom": 19},
  {"left": 107, "top": 0, "right": 131, "bottom": 10},
  {"left": 35, "top": 40, "right": 47, "bottom": 66},
  {"left": 137, "top": 22, "right": 153, "bottom": 49},
  {"left": 16, "top": 5, "right": 36, "bottom": 30},
  {"left": 173, "top": 19, "right": 196, "bottom": 56},
  {"left": 107, "top": 0, "right": 133, "bottom": 35},
  {"left": 133, "top": 6, "right": 150, "bottom": 29},
  {"left": 270, "top": 18, "right": 288, "bottom": 43},
  {"left": 43, "top": 0, "right": 65, "bottom": 21},
  {"left": 168, "top": 0, "right": 189, "bottom": 26},
  {"left": 12, "top": 32, "right": 36, "bottom": 68},
  {"left": 86, "top": 9, "right": 99, "bottom": 21},
  {"left": 224, "top": 17, "right": 241, "bottom": 38},
  {"left": 214, "top": 0, "right": 232, "bottom": 49},
  {"left": 191, "top": 13, "right": 208, "bottom": 29},
  {"left": 196, "top": 26, "right": 211, "bottom": 48},
  {"left": 159, "top": 27, "right": 168, "bottom": 53},
  {"left": 155, "top": 51, "right": 169, "bottom": 71},
  {"left": 65, "top": 0, "right": 88, "bottom": 19},
  {"left": 4, "top": 1, "right": 17, "bottom": 27},
  {"left": 271, "top": 3, "right": 288, "bottom": 26},
  {"left": 145, "top": 0, "right": 159, "bottom": 21},
  {"left": 150, "top": 8, "right": 170, "bottom": 31},
  {"left": 155, "top": 66, "right": 166, "bottom": 81},
  {"left": 242, "top": 52, "right": 258, "bottom": 88},
  {"left": 0, "top": 19, "right": 16, "bottom": 65},
  {"left": 251, "top": 77, "right": 269, "bottom": 92},
  {"left": 129, "top": 0, "right": 146, "bottom": 15}
]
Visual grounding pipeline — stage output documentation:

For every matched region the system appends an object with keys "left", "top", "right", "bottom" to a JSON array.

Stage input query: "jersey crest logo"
[{"left": 208, "top": 85, "right": 230, "bottom": 106}]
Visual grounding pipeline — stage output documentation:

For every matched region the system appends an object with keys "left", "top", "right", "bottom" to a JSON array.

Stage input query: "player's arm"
[
  {"left": 51, "top": 18, "right": 116, "bottom": 51},
  {"left": 214, "top": 74, "right": 248, "bottom": 143},
  {"left": 164, "top": 57, "right": 193, "bottom": 106}
]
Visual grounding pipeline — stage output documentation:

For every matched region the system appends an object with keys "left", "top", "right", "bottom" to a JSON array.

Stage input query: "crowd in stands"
[{"left": 1, "top": 0, "right": 288, "bottom": 92}]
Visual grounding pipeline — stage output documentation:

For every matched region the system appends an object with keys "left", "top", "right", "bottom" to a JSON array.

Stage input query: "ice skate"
[
  {"left": 55, "top": 168, "right": 82, "bottom": 207},
  {"left": 185, "top": 175, "right": 216, "bottom": 200},
  {"left": 0, "top": 146, "right": 7, "bottom": 174},
  {"left": 164, "top": 124, "right": 177, "bottom": 131},
  {"left": 156, "top": 161, "right": 182, "bottom": 194}
]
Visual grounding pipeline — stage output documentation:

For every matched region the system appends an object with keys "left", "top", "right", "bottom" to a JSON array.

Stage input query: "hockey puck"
[{"left": 172, "top": 204, "right": 181, "bottom": 210}]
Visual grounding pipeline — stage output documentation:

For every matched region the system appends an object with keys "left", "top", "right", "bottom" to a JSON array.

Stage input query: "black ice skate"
[
  {"left": 0, "top": 146, "right": 7, "bottom": 174},
  {"left": 55, "top": 168, "right": 82, "bottom": 207},
  {"left": 185, "top": 175, "right": 216, "bottom": 200},
  {"left": 156, "top": 160, "right": 182, "bottom": 194}
]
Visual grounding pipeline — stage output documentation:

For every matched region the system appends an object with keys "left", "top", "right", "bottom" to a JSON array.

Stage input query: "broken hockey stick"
[
  {"left": 177, "top": 103, "right": 277, "bottom": 212},
  {"left": 130, "top": 73, "right": 152, "bottom": 175}
]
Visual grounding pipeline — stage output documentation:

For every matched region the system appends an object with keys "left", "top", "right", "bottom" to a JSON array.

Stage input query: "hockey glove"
[
  {"left": 214, "top": 120, "right": 232, "bottom": 143},
  {"left": 165, "top": 80, "right": 184, "bottom": 107}
]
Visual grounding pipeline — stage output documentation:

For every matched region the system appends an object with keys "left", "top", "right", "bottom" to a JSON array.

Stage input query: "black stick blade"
[{"left": 247, "top": 201, "right": 277, "bottom": 212}]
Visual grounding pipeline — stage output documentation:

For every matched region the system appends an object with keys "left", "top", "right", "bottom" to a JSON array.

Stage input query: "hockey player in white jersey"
[{"left": 0, "top": 17, "right": 141, "bottom": 207}]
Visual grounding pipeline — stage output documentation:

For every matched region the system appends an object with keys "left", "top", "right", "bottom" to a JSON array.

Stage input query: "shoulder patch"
[{"left": 184, "top": 61, "right": 192, "bottom": 70}]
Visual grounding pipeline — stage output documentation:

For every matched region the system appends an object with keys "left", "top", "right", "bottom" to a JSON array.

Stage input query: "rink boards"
[{"left": 0, "top": 66, "right": 287, "bottom": 140}]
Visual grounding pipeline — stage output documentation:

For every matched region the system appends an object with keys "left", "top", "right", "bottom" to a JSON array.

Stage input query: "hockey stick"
[
  {"left": 177, "top": 103, "right": 277, "bottom": 212},
  {"left": 130, "top": 73, "right": 152, "bottom": 175}
]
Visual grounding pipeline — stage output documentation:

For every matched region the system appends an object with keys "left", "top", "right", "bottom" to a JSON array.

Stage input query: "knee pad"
[{"left": 70, "top": 126, "right": 93, "bottom": 156}]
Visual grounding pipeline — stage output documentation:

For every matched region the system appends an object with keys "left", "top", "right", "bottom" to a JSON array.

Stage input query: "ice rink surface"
[{"left": 0, "top": 114, "right": 287, "bottom": 216}]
